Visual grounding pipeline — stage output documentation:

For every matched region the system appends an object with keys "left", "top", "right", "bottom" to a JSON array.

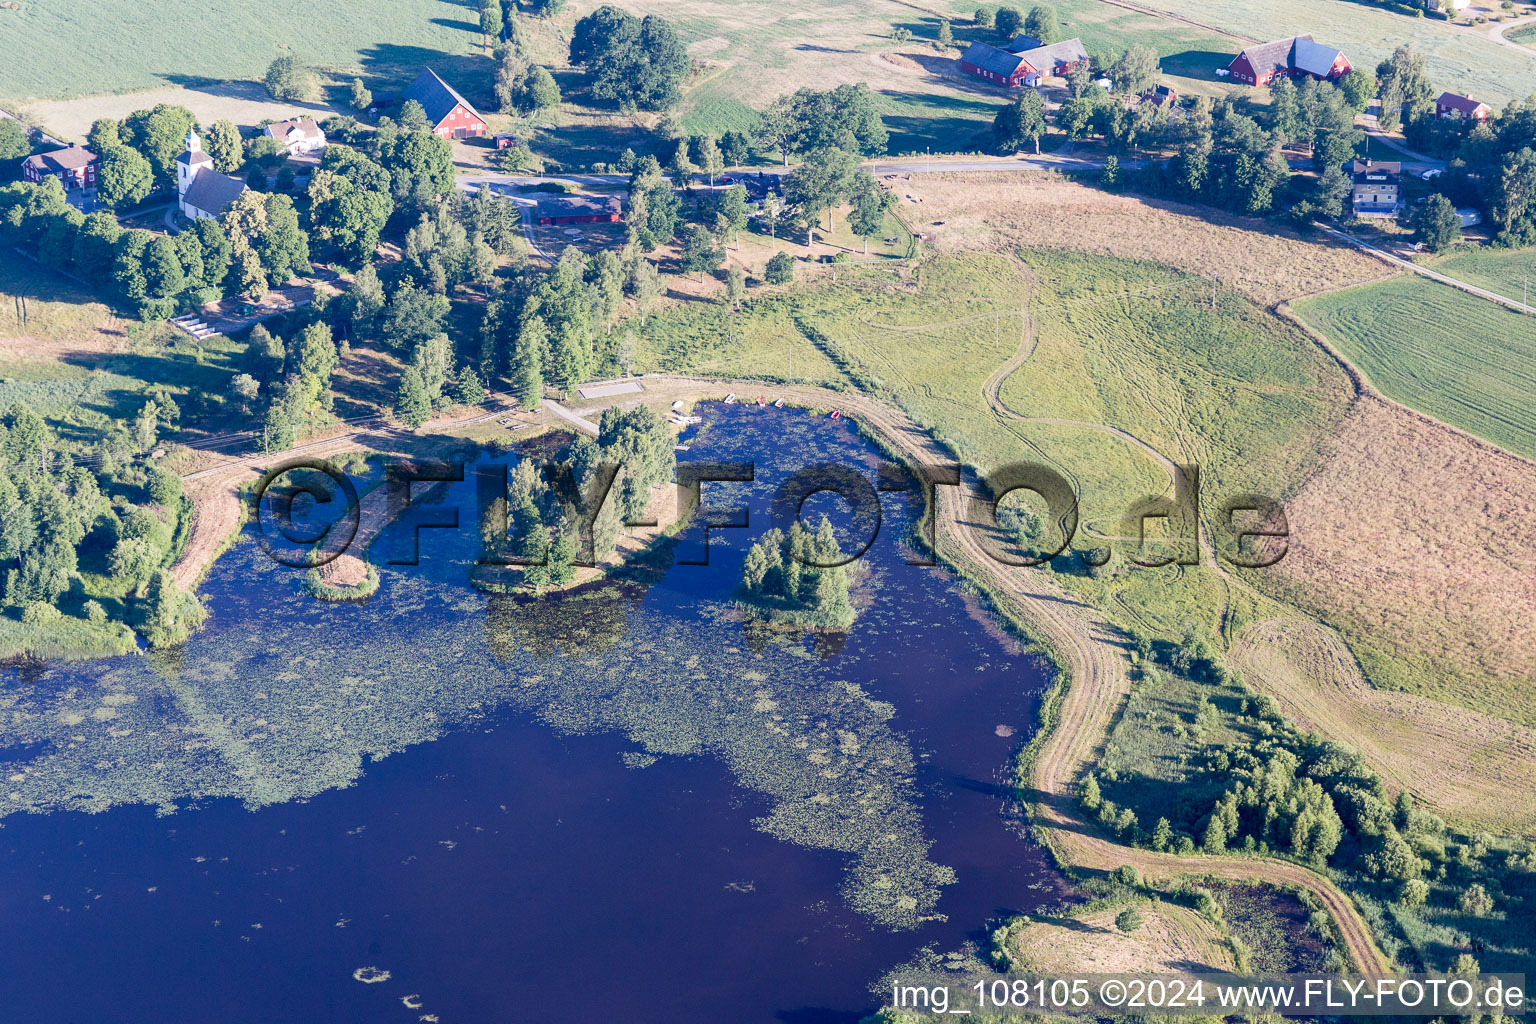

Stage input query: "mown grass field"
[
  {"left": 0, "top": 0, "right": 487, "bottom": 101},
  {"left": 1293, "top": 274, "right": 1536, "bottom": 461},
  {"left": 1126, "top": 0, "right": 1536, "bottom": 105}
]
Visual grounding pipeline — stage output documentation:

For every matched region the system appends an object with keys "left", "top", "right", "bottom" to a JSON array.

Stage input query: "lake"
[{"left": 0, "top": 405, "right": 1065, "bottom": 1023}]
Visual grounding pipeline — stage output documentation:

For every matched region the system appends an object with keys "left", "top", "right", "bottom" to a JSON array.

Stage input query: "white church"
[{"left": 176, "top": 129, "right": 248, "bottom": 221}]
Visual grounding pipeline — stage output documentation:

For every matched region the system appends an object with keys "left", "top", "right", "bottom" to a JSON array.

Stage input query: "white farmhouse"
[{"left": 264, "top": 118, "right": 326, "bottom": 156}]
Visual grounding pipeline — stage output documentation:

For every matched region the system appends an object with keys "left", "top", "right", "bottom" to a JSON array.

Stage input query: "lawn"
[
  {"left": 1293, "top": 273, "right": 1536, "bottom": 461},
  {"left": 0, "top": 0, "right": 488, "bottom": 102},
  {"left": 1119, "top": 0, "right": 1536, "bottom": 105}
]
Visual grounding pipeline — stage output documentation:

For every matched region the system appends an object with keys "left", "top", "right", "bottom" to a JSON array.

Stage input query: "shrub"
[
  {"left": 21, "top": 602, "right": 62, "bottom": 625},
  {"left": 84, "top": 600, "right": 107, "bottom": 623},
  {"left": 765, "top": 251, "right": 795, "bottom": 285},
  {"left": 1114, "top": 907, "right": 1143, "bottom": 933}
]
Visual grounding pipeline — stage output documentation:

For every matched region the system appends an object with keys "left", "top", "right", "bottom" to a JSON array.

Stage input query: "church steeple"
[{"left": 177, "top": 127, "right": 212, "bottom": 197}]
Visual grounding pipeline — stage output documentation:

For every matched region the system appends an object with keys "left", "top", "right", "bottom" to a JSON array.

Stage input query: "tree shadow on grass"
[
  {"left": 354, "top": 43, "right": 495, "bottom": 107},
  {"left": 1160, "top": 50, "right": 1240, "bottom": 84}
]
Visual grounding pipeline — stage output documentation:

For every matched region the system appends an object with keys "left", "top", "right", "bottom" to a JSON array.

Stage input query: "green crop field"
[
  {"left": 1123, "top": 0, "right": 1536, "bottom": 105},
  {"left": 1427, "top": 247, "right": 1536, "bottom": 302},
  {"left": 0, "top": 0, "right": 488, "bottom": 101},
  {"left": 1293, "top": 274, "right": 1536, "bottom": 461}
]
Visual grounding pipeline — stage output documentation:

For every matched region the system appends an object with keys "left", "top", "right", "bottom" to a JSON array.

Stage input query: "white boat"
[
  {"left": 670, "top": 414, "right": 702, "bottom": 426},
  {"left": 672, "top": 400, "right": 686, "bottom": 411},
  {"left": 723, "top": 393, "right": 737, "bottom": 404},
  {"left": 773, "top": 398, "right": 785, "bottom": 408}
]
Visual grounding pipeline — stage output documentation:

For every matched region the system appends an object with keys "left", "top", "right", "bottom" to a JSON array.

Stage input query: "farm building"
[
  {"left": 1351, "top": 159, "right": 1401, "bottom": 218},
  {"left": 536, "top": 195, "right": 622, "bottom": 225},
  {"left": 1141, "top": 84, "right": 1179, "bottom": 110},
  {"left": 1015, "top": 38, "right": 1089, "bottom": 77},
  {"left": 1004, "top": 34, "right": 1043, "bottom": 53},
  {"left": 1227, "top": 35, "right": 1351, "bottom": 86},
  {"left": 177, "top": 129, "right": 248, "bottom": 221},
  {"left": 21, "top": 144, "right": 98, "bottom": 208},
  {"left": 265, "top": 118, "right": 327, "bottom": 155},
  {"left": 402, "top": 68, "right": 487, "bottom": 140},
  {"left": 961, "top": 37, "right": 1090, "bottom": 88},
  {"left": 1436, "top": 92, "right": 1491, "bottom": 121},
  {"left": 960, "top": 42, "right": 1030, "bottom": 87}
]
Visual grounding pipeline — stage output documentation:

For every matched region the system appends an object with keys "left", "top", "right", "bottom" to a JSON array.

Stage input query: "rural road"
[{"left": 166, "top": 365, "right": 1393, "bottom": 974}]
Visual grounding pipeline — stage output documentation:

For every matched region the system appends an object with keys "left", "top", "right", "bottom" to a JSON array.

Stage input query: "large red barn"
[
  {"left": 402, "top": 68, "right": 488, "bottom": 140},
  {"left": 1227, "top": 35, "right": 1351, "bottom": 86}
]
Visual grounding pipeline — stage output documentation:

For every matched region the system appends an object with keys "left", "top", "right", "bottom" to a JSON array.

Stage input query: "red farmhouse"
[
  {"left": 537, "top": 195, "right": 622, "bottom": 225},
  {"left": 1227, "top": 35, "right": 1351, "bottom": 86},
  {"left": 402, "top": 68, "right": 487, "bottom": 139},
  {"left": 22, "top": 144, "right": 98, "bottom": 191},
  {"left": 961, "top": 38, "right": 1089, "bottom": 88},
  {"left": 1436, "top": 92, "right": 1491, "bottom": 121}
]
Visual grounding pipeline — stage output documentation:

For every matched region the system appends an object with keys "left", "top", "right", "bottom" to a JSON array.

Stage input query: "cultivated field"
[
  {"left": 1013, "top": 901, "right": 1236, "bottom": 973},
  {"left": 1294, "top": 274, "right": 1536, "bottom": 461},
  {"left": 0, "top": 0, "right": 485, "bottom": 101},
  {"left": 1126, "top": 0, "right": 1536, "bottom": 105},
  {"left": 1232, "top": 618, "right": 1536, "bottom": 834},
  {"left": 1265, "top": 395, "right": 1536, "bottom": 729}
]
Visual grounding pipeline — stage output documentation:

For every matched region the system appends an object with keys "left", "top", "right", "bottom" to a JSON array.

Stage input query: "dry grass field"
[
  {"left": 898, "top": 173, "right": 1386, "bottom": 304},
  {"left": 1014, "top": 901, "right": 1236, "bottom": 973},
  {"left": 20, "top": 81, "right": 345, "bottom": 144},
  {"left": 1232, "top": 618, "right": 1536, "bottom": 834},
  {"left": 1265, "top": 395, "right": 1536, "bottom": 729}
]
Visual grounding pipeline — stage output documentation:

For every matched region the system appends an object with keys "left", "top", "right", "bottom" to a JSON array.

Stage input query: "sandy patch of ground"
[
  {"left": 898, "top": 174, "right": 1386, "bottom": 304},
  {"left": 1016, "top": 901, "right": 1235, "bottom": 974},
  {"left": 1269, "top": 394, "right": 1536, "bottom": 727},
  {"left": 20, "top": 81, "right": 343, "bottom": 142}
]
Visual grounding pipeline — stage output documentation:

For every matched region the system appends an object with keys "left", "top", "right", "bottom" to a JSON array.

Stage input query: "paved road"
[{"left": 1318, "top": 222, "right": 1536, "bottom": 315}]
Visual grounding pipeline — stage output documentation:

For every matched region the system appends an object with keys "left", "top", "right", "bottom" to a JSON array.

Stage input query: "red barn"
[
  {"left": 1436, "top": 92, "right": 1491, "bottom": 121},
  {"left": 402, "top": 68, "right": 487, "bottom": 139},
  {"left": 960, "top": 42, "right": 1031, "bottom": 88},
  {"left": 22, "top": 144, "right": 98, "bottom": 191},
  {"left": 1228, "top": 35, "right": 1350, "bottom": 86},
  {"left": 536, "top": 195, "right": 622, "bottom": 225},
  {"left": 961, "top": 38, "right": 1090, "bottom": 88}
]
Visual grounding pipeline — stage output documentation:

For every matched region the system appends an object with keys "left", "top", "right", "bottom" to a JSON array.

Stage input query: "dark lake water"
[{"left": 0, "top": 405, "right": 1065, "bottom": 1023}]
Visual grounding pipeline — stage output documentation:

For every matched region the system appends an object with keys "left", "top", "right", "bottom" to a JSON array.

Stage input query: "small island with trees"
[{"left": 737, "top": 517, "right": 858, "bottom": 629}]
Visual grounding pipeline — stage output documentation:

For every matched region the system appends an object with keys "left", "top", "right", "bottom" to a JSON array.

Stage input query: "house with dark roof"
[
  {"left": 1227, "top": 35, "right": 1351, "bottom": 86},
  {"left": 1351, "top": 158, "right": 1402, "bottom": 218},
  {"left": 22, "top": 145, "right": 99, "bottom": 208},
  {"left": 1436, "top": 92, "right": 1491, "bottom": 121},
  {"left": 265, "top": 118, "right": 327, "bottom": 155},
  {"left": 1014, "top": 38, "right": 1090, "bottom": 79},
  {"left": 1004, "top": 34, "right": 1043, "bottom": 54},
  {"left": 402, "top": 68, "right": 488, "bottom": 140},
  {"left": 960, "top": 41, "right": 1030, "bottom": 87},
  {"left": 536, "top": 195, "right": 622, "bottom": 225},
  {"left": 177, "top": 129, "right": 248, "bottom": 221},
  {"left": 961, "top": 36, "right": 1090, "bottom": 88}
]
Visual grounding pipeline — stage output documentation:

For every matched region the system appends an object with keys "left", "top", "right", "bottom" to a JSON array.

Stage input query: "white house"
[
  {"left": 265, "top": 118, "right": 326, "bottom": 156},
  {"left": 177, "top": 129, "right": 248, "bottom": 221}
]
